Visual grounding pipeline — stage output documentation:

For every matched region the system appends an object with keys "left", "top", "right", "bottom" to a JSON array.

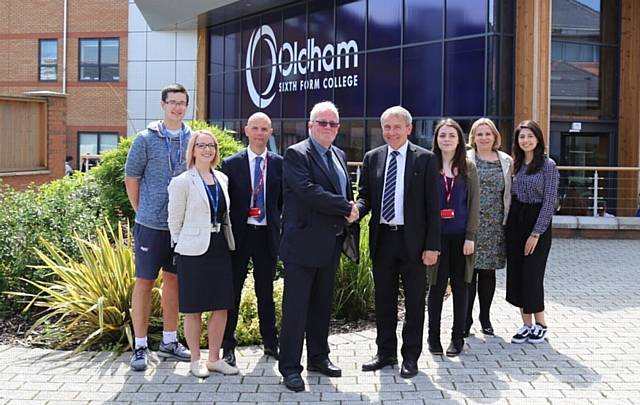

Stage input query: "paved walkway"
[{"left": 1, "top": 238, "right": 639, "bottom": 404}]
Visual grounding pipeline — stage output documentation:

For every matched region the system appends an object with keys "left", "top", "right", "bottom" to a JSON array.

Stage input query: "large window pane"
[
  {"left": 334, "top": 119, "right": 365, "bottom": 163},
  {"left": 552, "top": 0, "right": 601, "bottom": 43},
  {"left": 210, "top": 74, "right": 224, "bottom": 119},
  {"left": 446, "top": 0, "right": 487, "bottom": 38},
  {"left": 403, "top": 43, "right": 442, "bottom": 117},
  {"left": 100, "top": 65, "right": 119, "bottom": 81},
  {"left": 80, "top": 40, "right": 99, "bottom": 64},
  {"left": 488, "top": 0, "right": 515, "bottom": 33},
  {"left": 261, "top": 11, "right": 282, "bottom": 67},
  {"left": 80, "top": 66, "right": 99, "bottom": 81},
  {"left": 101, "top": 40, "right": 119, "bottom": 64},
  {"left": 210, "top": 28, "right": 224, "bottom": 75},
  {"left": 404, "top": 0, "right": 443, "bottom": 44},
  {"left": 224, "top": 71, "right": 240, "bottom": 119},
  {"left": 366, "top": 49, "right": 400, "bottom": 118},
  {"left": 40, "top": 40, "right": 57, "bottom": 65},
  {"left": 334, "top": 56, "right": 364, "bottom": 118},
  {"left": 336, "top": 0, "right": 365, "bottom": 46},
  {"left": 368, "top": 0, "right": 402, "bottom": 49},
  {"left": 79, "top": 133, "right": 98, "bottom": 155},
  {"left": 242, "top": 18, "right": 261, "bottom": 69},
  {"left": 487, "top": 35, "right": 514, "bottom": 116},
  {"left": 445, "top": 38, "right": 485, "bottom": 116},
  {"left": 99, "top": 134, "right": 119, "bottom": 153},
  {"left": 224, "top": 23, "right": 241, "bottom": 71},
  {"left": 308, "top": 1, "right": 334, "bottom": 48}
]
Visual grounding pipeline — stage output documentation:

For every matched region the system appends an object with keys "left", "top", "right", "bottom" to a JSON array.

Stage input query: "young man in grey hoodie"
[{"left": 125, "top": 83, "right": 192, "bottom": 371}]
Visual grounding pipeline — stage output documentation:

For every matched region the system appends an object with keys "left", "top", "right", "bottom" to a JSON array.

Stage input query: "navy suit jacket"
[
  {"left": 279, "top": 138, "right": 354, "bottom": 268},
  {"left": 356, "top": 142, "right": 441, "bottom": 261},
  {"left": 221, "top": 149, "right": 283, "bottom": 259}
]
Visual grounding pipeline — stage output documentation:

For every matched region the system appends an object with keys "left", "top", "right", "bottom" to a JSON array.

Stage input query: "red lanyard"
[{"left": 442, "top": 174, "right": 456, "bottom": 207}]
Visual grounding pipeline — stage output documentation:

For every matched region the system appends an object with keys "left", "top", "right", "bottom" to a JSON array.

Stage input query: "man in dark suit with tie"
[
  {"left": 220, "top": 112, "right": 282, "bottom": 366},
  {"left": 356, "top": 106, "right": 441, "bottom": 378},
  {"left": 278, "top": 101, "right": 359, "bottom": 392}
]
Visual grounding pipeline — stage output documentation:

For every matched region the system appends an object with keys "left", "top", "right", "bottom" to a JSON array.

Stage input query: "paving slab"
[{"left": 0, "top": 239, "right": 638, "bottom": 404}]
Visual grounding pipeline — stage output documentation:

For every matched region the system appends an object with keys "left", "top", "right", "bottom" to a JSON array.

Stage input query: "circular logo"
[{"left": 246, "top": 25, "right": 278, "bottom": 109}]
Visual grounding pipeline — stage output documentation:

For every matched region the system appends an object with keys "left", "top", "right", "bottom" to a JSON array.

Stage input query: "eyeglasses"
[
  {"left": 195, "top": 143, "right": 217, "bottom": 150},
  {"left": 313, "top": 120, "right": 340, "bottom": 128},
  {"left": 164, "top": 100, "right": 188, "bottom": 107}
]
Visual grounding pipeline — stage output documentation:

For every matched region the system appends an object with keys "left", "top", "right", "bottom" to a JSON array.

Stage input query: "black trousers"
[
  {"left": 222, "top": 226, "right": 278, "bottom": 350},
  {"left": 372, "top": 227, "right": 427, "bottom": 362},
  {"left": 506, "top": 198, "right": 551, "bottom": 314},
  {"left": 278, "top": 236, "right": 342, "bottom": 377},
  {"left": 428, "top": 234, "right": 469, "bottom": 342},
  {"left": 465, "top": 268, "right": 496, "bottom": 331}
]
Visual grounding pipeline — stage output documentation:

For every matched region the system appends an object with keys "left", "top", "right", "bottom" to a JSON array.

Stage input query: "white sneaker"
[
  {"left": 528, "top": 323, "right": 547, "bottom": 344},
  {"left": 207, "top": 359, "right": 239, "bottom": 375},
  {"left": 511, "top": 325, "right": 531, "bottom": 344},
  {"left": 190, "top": 360, "right": 210, "bottom": 378}
]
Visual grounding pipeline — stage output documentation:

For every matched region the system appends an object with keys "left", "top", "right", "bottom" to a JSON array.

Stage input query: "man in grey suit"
[
  {"left": 278, "top": 101, "right": 358, "bottom": 392},
  {"left": 356, "top": 106, "right": 440, "bottom": 378}
]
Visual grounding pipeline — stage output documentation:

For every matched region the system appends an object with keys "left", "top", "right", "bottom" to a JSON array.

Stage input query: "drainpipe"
[{"left": 62, "top": 0, "right": 68, "bottom": 94}]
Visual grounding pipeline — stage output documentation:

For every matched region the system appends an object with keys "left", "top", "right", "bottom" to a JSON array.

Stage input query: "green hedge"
[{"left": 0, "top": 174, "right": 104, "bottom": 315}]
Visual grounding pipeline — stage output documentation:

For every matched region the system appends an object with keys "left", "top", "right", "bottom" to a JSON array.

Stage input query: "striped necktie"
[{"left": 381, "top": 151, "right": 399, "bottom": 222}]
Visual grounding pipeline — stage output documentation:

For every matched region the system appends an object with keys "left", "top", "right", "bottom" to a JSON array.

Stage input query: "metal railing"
[
  {"left": 348, "top": 162, "right": 640, "bottom": 217},
  {"left": 557, "top": 166, "right": 640, "bottom": 217}
]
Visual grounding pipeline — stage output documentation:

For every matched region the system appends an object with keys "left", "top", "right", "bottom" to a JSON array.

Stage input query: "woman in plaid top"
[{"left": 506, "top": 120, "right": 559, "bottom": 345}]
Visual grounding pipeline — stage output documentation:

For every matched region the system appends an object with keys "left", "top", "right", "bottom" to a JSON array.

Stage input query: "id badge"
[
  {"left": 440, "top": 208, "right": 455, "bottom": 219},
  {"left": 248, "top": 207, "right": 262, "bottom": 218}
]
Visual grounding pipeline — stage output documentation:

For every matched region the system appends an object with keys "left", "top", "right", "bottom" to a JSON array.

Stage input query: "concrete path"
[{"left": 1, "top": 238, "right": 639, "bottom": 404}]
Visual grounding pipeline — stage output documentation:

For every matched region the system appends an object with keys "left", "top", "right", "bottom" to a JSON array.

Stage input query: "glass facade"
[{"left": 208, "top": 0, "right": 514, "bottom": 161}]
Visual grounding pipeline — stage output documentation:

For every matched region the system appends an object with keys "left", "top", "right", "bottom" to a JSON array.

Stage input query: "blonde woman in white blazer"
[
  {"left": 168, "top": 130, "right": 238, "bottom": 378},
  {"left": 464, "top": 118, "right": 513, "bottom": 337}
]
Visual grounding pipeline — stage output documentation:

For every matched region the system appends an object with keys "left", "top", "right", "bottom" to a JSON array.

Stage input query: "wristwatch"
[{"left": 530, "top": 232, "right": 540, "bottom": 239}]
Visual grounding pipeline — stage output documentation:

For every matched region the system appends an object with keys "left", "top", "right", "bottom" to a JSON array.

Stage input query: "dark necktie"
[
  {"left": 382, "top": 151, "right": 399, "bottom": 222},
  {"left": 325, "top": 149, "right": 339, "bottom": 186},
  {"left": 253, "top": 156, "right": 265, "bottom": 221}
]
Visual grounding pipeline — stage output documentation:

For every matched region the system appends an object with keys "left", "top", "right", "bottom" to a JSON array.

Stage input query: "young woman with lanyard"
[
  {"left": 167, "top": 130, "right": 239, "bottom": 378},
  {"left": 427, "top": 118, "right": 479, "bottom": 357}
]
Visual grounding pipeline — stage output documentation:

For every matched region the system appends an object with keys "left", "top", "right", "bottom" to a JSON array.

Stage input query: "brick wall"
[{"left": 0, "top": 0, "right": 128, "bottom": 163}]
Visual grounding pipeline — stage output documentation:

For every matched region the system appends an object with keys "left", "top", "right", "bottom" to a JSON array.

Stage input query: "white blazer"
[
  {"left": 467, "top": 148, "right": 513, "bottom": 225},
  {"left": 168, "top": 167, "right": 235, "bottom": 256}
]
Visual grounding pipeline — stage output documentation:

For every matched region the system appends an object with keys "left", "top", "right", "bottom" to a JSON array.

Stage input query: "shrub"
[
  {"left": 7, "top": 222, "right": 163, "bottom": 351},
  {"left": 90, "top": 137, "right": 134, "bottom": 225},
  {"left": 0, "top": 175, "right": 104, "bottom": 315},
  {"left": 235, "top": 274, "right": 284, "bottom": 346},
  {"left": 333, "top": 216, "right": 374, "bottom": 320},
  {"left": 91, "top": 121, "right": 244, "bottom": 225}
]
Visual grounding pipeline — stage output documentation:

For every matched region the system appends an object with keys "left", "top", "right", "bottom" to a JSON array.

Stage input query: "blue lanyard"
[
  {"left": 160, "top": 122, "right": 184, "bottom": 178},
  {"left": 201, "top": 174, "right": 220, "bottom": 225}
]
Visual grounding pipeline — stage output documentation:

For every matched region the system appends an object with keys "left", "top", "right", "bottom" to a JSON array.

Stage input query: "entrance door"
[{"left": 549, "top": 122, "right": 617, "bottom": 215}]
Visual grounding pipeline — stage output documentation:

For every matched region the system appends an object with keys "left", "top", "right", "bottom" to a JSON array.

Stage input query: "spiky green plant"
[
  {"left": 333, "top": 216, "right": 374, "bottom": 320},
  {"left": 8, "top": 222, "right": 162, "bottom": 352}
]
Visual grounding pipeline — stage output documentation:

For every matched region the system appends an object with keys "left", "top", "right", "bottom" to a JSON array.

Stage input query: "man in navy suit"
[
  {"left": 356, "top": 106, "right": 440, "bottom": 378},
  {"left": 221, "top": 112, "right": 283, "bottom": 366},
  {"left": 278, "top": 101, "right": 359, "bottom": 392}
]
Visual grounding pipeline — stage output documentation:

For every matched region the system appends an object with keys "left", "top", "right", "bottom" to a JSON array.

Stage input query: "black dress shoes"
[
  {"left": 400, "top": 359, "right": 418, "bottom": 378},
  {"left": 283, "top": 373, "right": 305, "bottom": 392},
  {"left": 307, "top": 358, "right": 342, "bottom": 377},
  {"left": 481, "top": 324, "right": 495, "bottom": 336},
  {"left": 264, "top": 345, "right": 279, "bottom": 360},
  {"left": 446, "top": 340, "right": 464, "bottom": 357},
  {"left": 222, "top": 348, "right": 236, "bottom": 367},
  {"left": 361, "top": 355, "right": 398, "bottom": 371},
  {"left": 428, "top": 340, "right": 444, "bottom": 355}
]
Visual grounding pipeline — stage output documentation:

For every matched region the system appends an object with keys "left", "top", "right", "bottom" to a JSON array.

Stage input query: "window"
[
  {"left": 79, "top": 39, "right": 119, "bottom": 81},
  {"left": 39, "top": 39, "right": 58, "bottom": 81},
  {"left": 78, "top": 132, "right": 119, "bottom": 161}
]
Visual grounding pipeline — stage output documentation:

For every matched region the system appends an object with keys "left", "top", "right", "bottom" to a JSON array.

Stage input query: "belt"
[
  {"left": 210, "top": 223, "right": 221, "bottom": 233},
  {"left": 380, "top": 224, "right": 404, "bottom": 231},
  {"left": 247, "top": 224, "right": 267, "bottom": 230}
]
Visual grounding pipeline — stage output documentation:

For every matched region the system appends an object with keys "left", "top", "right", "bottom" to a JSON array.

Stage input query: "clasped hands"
[{"left": 345, "top": 201, "right": 359, "bottom": 223}]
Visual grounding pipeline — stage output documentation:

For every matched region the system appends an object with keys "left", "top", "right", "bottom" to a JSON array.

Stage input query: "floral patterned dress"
[{"left": 474, "top": 157, "right": 506, "bottom": 270}]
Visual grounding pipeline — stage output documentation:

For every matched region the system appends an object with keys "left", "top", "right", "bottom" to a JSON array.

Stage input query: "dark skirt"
[
  {"left": 176, "top": 232, "right": 234, "bottom": 313},
  {"left": 505, "top": 198, "right": 552, "bottom": 314}
]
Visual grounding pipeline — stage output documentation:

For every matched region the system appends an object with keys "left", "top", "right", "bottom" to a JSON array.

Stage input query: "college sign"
[{"left": 245, "top": 25, "right": 361, "bottom": 108}]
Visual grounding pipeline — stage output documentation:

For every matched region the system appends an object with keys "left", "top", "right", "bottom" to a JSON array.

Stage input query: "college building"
[{"left": 2, "top": 0, "right": 639, "bottom": 215}]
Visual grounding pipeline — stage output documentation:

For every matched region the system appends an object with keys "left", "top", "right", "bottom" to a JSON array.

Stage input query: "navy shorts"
[{"left": 133, "top": 223, "right": 177, "bottom": 280}]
